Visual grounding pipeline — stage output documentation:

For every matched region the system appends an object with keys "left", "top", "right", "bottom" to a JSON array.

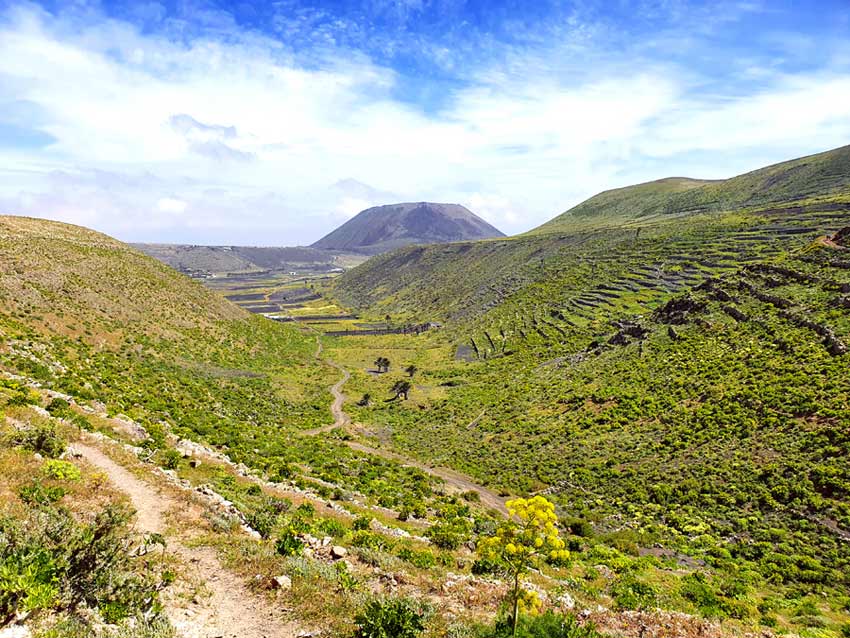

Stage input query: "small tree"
[
  {"left": 357, "top": 393, "right": 372, "bottom": 407},
  {"left": 404, "top": 364, "right": 418, "bottom": 378},
  {"left": 477, "top": 496, "right": 569, "bottom": 635},
  {"left": 391, "top": 380, "right": 412, "bottom": 400},
  {"left": 374, "top": 357, "right": 390, "bottom": 373}
]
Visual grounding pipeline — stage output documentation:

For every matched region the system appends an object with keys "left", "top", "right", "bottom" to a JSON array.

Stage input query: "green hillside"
[
  {"left": 0, "top": 216, "right": 443, "bottom": 504},
  {"left": 530, "top": 176, "right": 717, "bottom": 232},
  {"left": 537, "top": 144, "right": 850, "bottom": 234},
  {"left": 323, "top": 145, "right": 850, "bottom": 632}
]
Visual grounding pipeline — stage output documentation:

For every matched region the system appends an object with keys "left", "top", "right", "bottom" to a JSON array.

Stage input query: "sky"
[{"left": 1, "top": 0, "right": 849, "bottom": 245}]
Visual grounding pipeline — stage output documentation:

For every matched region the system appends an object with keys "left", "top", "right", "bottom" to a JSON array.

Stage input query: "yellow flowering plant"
[{"left": 477, "top": 496, "right": 569, "bottom": 635}]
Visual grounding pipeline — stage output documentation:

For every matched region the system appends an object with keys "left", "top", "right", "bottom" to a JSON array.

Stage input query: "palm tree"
[
  {"left": 404, "top": 364, "right": 418, "bottom": 378},
  {"left": 391, "top": 380, "right": 412, "bottom": 400}
]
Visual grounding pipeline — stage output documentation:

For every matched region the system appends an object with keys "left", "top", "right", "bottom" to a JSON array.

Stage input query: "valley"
[{"left": 2, "top": 144, "right": 850, "bottom": 638}]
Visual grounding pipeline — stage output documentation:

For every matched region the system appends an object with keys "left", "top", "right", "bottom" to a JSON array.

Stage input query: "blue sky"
[{"left": 1, "top": 0, "right": 849, "bottom": 244}]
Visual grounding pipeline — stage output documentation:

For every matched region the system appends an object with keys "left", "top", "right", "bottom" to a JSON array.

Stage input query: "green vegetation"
[
  {"left": 326, "top": 144, "right": 850, "bottom": 634},
  {"left": 353, "top": 597, "right": 429, "bottom": 638},
  {"left": 0, "top": 410, "right": 172, "bottom": 634},
  {"left": 4, "top": 144, "right": 850, "bottom": 636}
]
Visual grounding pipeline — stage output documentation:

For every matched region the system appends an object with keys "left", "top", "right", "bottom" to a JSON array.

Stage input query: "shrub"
[
  {"left": 0, "top": 504, "right": 168, "bottom": 623},
  {"left": 296, "top": 502, "right": 315, "bottom": 518},
  {"left": 7, "top": 423, "right": 66, "bottom": 458},
  {"left": 610, "top": 574, "right": 657, "bottom": 610},
  {"left": 353, "top": 516, "right": 373, "bottom": 531},
  {"left": 397, "top": 546, "right": 437, "bottom": 569},
  {"left": 316, "top": 517, "right": 348, "bottom": 538},
  {"left": 275, "top": 528, "right": 304, "bottom": 557},
  {"left": 42, "top": 459, "right": 82, "bottom": 481},
  {"left": 354, "top": 597, "right": 428, "bottom": 638},
  {"left": 567, "top": 519, "right": 594, "bottom": 538},
  {"left": 426, "top": 519, "right": 471, "bottom": 550},
  {"left": 471, "top": 558, "right": 503, "bottom": 576},
  {"left": 18, "top": 480, "right": 66, "bottom": 505},
  {"left": 46, "top": 398, "right": 71, "bottom": 415},
  {"left": 156, "top": 448, "right": 180, "bottom": 470},
  {"left": 481, "top": 611, "right": 601, "bottom": 638},
  {"left": 351, "top": 530, "right": 392, "bottom": 551}
]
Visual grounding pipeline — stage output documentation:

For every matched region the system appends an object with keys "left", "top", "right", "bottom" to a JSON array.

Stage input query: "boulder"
[
  {"left": 271, "top": 575, "right": 292, "bottom": 590},
  {"left": 331, "top": 545, "right": 348, "bottom": 559}
]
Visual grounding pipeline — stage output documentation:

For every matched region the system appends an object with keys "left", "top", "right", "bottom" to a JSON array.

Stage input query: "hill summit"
[{"left": 311, "top": 202, "right": 505, "bottom": 254}]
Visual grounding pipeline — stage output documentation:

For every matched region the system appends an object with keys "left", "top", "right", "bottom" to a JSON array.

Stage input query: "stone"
[
  {"left": 331, "top": 545, "right": 347, "bottom": 559},
  {"left": 271, "top": 575, "right": 292, "bottom": 590},
  {"left": 189, "top": 459, "right": 201, "bottom": 468},
  {"left": 556, "top": 591, "right": 576, "bottom": 610}
]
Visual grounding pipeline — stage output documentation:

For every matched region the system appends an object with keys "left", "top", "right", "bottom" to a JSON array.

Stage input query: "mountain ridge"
[{"left": 534, "top": 143, "right": 850, "bottom": 234}]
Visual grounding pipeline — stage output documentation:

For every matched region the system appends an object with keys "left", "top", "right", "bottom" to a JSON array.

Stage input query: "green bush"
[
  {"left": 0, "top": 504, "right": 168, "bottom": 624},
  {"left": 7, "top": 423, "right": 66, "bottom": 458},
  {"left": 351, "top": 530, "right": 392, "bottom": 551},
  {"left": 610, "top": 574, "right": 657, "bottom": 610},
  {"left": 19, "top": 480, "right": 66, "bottom": 505},
  {"left": 397, "top": 546, "right": 437, "bottom": 569},
  {"left": 354, "top": 597, "right": 428, "bottom": 638},
  {"left": 158, "top": 449, "right": 181, "bottom": 470},
  {"left": 43, "top": 459, "right": 82, "bottom": 481},
  {"left": 275, "top": 528, "right": 304, "bottom": 557},
  {"left": 479, "top": 611, "right": 601, "bottom": 638},
  {"left": 426, "top": 519, "right": 470, "bottom": 550},
  {"left": 316, "top": 517, "right": 348, "bottom": 538},
  {"left": 353, "top": 516, "right": 372, "bottom": 531}
]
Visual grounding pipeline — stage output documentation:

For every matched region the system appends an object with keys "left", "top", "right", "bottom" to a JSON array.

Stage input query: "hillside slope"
[
  {"left": 0, "top": 215, "right": 342, "bottom": 450},
  {"left": 311, "top": 202, "right": 505, "bottom": 254},
  {"left": 530, "top": 177, "right": 717, "bottom": 232},
  {"left": 325, "top": 146, "right": 850, "bottom": 628},
  {"left": 133, "top": 242, "right": 345, "bottom": 275},
  {"left": 537, "top": 144, "right": 850, "bottom": 234},
  {"left": 0, "top": 214, "right": 477, "bottom": 522},
  {"left": 334, "top": 144, "right": 850, "bottom": 324}
]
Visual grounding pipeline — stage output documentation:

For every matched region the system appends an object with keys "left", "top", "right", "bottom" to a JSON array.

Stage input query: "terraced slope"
[{"left": 333, "top": 144, "right": 850, "bottom": 327}]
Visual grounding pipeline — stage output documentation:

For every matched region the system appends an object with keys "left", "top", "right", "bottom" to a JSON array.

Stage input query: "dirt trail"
[
  {"left": 299, "top": 339, "right": 507, "bottom": 515},
  {"left": 74, "top": 441, "right": 302, "bottom": 638},
  {"left": 302, "top": 337, "right": 351, "bottom": 435},
  {"left": 346, "top": 441, "right": 508, "bottom": 516}
]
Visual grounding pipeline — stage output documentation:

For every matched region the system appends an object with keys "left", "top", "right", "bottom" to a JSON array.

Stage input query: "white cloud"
[
  {"left": 0, "top": 2, "right": 849, "bottom": 243},
  {"left": 157, "top": 197, "right": 187, "bottom": 214}
]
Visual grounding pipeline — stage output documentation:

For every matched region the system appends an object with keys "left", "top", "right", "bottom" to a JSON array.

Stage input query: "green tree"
[
  {"left": 404, "top": 365, "right": 418, "bottom": 378},
  {"left": 391, "top": 380, "right": 412, "bottom": 400},
  {"left": 478, "top": 496, "right": 569, "bottom": 635}
]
